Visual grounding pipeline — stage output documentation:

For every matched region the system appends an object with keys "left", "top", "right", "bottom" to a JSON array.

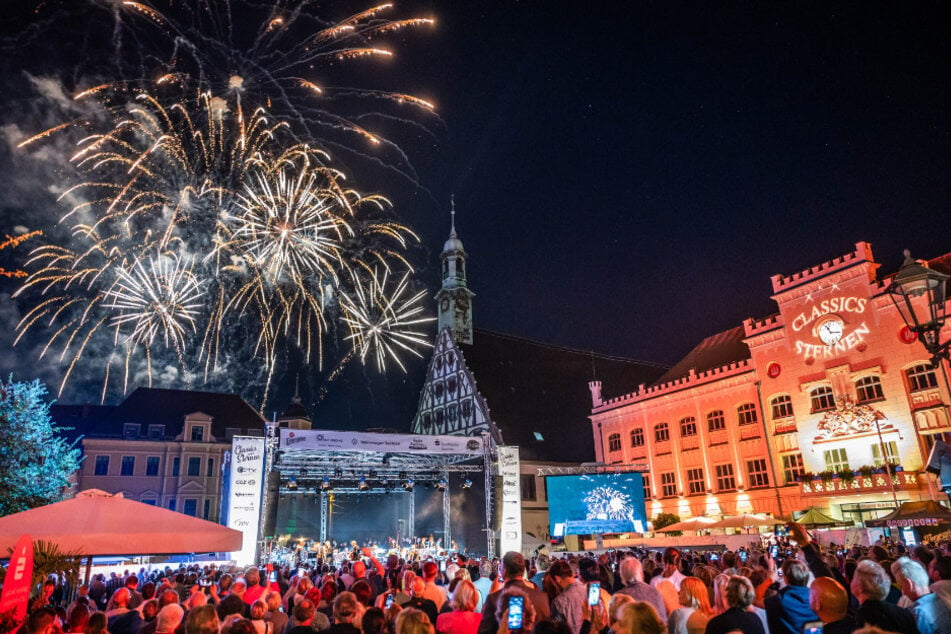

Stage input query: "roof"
[
  {"left": 653, "top": 326, "right": 751, "bottom": 385},
  {"left": 460, "top": 329, "right": 668, "bottom": 462},
  {"left": 52, "top": 387, "right": 264, "bottom": 440},
  {"left": 865, "top": 500, "right": 951, "bottom": 527}
]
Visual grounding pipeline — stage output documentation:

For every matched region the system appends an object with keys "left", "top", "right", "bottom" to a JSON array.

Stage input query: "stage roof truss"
[{"left": 536, "top": 463, "right": 648, "bottom": 476}]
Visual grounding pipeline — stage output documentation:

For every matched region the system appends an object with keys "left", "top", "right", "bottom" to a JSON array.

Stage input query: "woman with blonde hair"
[
  {"left": 395, "top": 607, "right": 435, "bottom": 634},
  {"left": 614, "top": 601, "right": 666, "bottom": 634},
  {"left": 667, "top": 577, "right": 715, "bottom": 634},
  {"left": 435, "top": 579, "right": 481, "bottom": 634},
  {"left": 606, "top": 593, "right": 635, "bottom": 630},
  {"left": 712, "top": 574, "right": 731, "bottom": 614}
]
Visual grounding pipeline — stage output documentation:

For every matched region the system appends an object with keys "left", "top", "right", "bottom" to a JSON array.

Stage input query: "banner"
[
  {"left": 280, "top": 429, "right": 484, "bottom": 455},
  {"left": 0, "top": 534, "right": 33, "bottom": 627},
  {"left": 227, "top": 436, "right": 265, "bottom": 567},
  {"left": 497, "top": 446, "right": 522, "bottom": 556}
]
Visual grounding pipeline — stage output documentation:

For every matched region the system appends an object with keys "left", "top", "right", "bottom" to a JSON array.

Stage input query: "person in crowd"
[
  {"left": 852, "top": 559, "right": 919, "bottom": 633},
  {"left": 395, "top": 607, "right": 435, "bottom": 634},
  {"left": 809, "top": 576, "right": 856, "bottom": 634},
  {"left": 650, "top": 548, "right": 686, "bottom": 591},
  {"left": 420, "top": 561, "right": 449, "bottom": 612},
  {"left": 123, "top": 576, "right": 143, "bottom": 610},
  {"left": 25, "top": 607, "right": 58, "bottom": 634},
  {"left": 496, "top": 586, "right": 538, "bottom": 634},
  {"left": 891, "top": 556, "right": 951, "bottom": 634},
  {"left": 704, "top": 575, "right": 765, "bottom": 634},
  {"left": 154, "top": 604, "right": 184, "bottom": 634},
  {"left": 764, "top": 558, "right": 818, "bottom": 634},
  {"left": 64, "top": 603, "right": 90, "bottom": 633},
  {"left": 613, "top": 601, "right": 664, "bottom": 634},
  {"left": 614, "top": 556, "right": 668, "bottom": 625},
  {"left": 362, "top": 607, "right": 391, "bottom": 634},
  {"left": 86, "top": 611, "right": 109, "bottom": 634},
  {"left": 263, "top": 591, "right": 288, "bottom": 634},
  {"left": 404, "top": 577, "right": 439, "bottom": 627},
  {"left": 549, "top": 559, "right": 587, "bottom": 634},
  {"left": 479, "top": 552, "right": 550, "bottom": 634},
  {"left": 285, "top": 598, "right": 323, "bottom": 634},
  {"left": 473, "top": 562, "right": 494, "bottom": 608},
  {"left": 185, "top": 604, "right": 220, "bottom": 634},
  {"left": 436, "top": 579, "right": 482, "bottom": 634},
  {"left": 242, "top": 568, "right": 267, "bottom": 606},
  {"left": 928, "top": 555, "right": 951, "bottom": 606},
  {"left": 666, "top": 576, "right": 713, "bottom": 634},
  {"left": 218, "top": 579, "right": 250, "bottom": 621},
  {"left": 605, "top": 593, "right": 635, "bottom": 631},
  {"left": 531, "top": 556, "right": 549, "bottom": 591}
]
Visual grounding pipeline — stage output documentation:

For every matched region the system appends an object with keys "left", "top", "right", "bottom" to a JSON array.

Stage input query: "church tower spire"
[{"left": 437, "top": 196, "right": 475, "bottom": 345}]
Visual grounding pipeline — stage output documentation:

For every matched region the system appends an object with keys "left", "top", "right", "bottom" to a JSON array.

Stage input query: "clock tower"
[{"left": 436, "top": 199, "right": 475, "bottom": 345}]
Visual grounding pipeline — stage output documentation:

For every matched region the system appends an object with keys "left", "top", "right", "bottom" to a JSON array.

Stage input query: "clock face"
[{"left": 817, "top": 317, "right": 844, "bottom": 346}]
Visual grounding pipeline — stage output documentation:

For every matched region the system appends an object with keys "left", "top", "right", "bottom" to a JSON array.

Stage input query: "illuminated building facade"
[{"left": 589, "top": 242, "right": 951, "bottom": 525}]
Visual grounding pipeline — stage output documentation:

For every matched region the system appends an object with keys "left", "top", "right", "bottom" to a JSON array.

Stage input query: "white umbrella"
[
  {"left": 656, "top": 516, "right": 718, "bottom": 532},
  {"left": 708, "top": 513, "right": 778, "bottom": 530}
]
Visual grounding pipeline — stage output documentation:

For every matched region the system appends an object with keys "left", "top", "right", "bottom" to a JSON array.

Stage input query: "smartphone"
[
  {"left": 507, "top": 596, "right": 524, "bottom": 630},
  {"left": 770, "top": 545, "right": 779, "bottom": 558},
  {"left": 385, "top": 593, "right": 395, "bottom": 608},
  {"left": 199, "top": 579, "right": 211, "bottom": 587},
  {"left": 269, "top": 571, "right": 278, "bottom": 583},
  {"left": 739, "top": 551, "right": 748, "bottom": 562},
  {"left": 710, "top": 554, "right": 719, "bottom": 562},
  {"left": 836, "top": 549, "right": 843, "bottom": 556},
  {"left": 587, "top": 582, "right": 600, "bottom": 606},
  {"left": 803, "top": 620, "right": 824, "bottom": 634}
]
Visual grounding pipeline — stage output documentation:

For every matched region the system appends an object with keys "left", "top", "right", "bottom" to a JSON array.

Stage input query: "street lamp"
[{"left": 885, "top": 250, "right": 950, "bottom": 365}]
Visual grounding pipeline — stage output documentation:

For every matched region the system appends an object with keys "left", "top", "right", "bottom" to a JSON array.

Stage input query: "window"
[
  {"left": 680, "top": 417, "right": 698, "bottom": 437},
  {"left": 203, "top": 499, "right": 211, "bottom": 520},
  {"left": 924, "top": 432, "right": 951, "bottom": 455},
  {"left": 123, "top": 423, "right": 140, "bottom": 440},
  {"left": 190, "top": 425, "right": 204, "bottom": 442},
  {"left": 148, "top": 424, "right": 165, "bottom": 440},
  {"left": 608, "top": 433, "right": 621, "bottom": 452},
  {"left": 661, "top": 472, "right": 677, "bottom": 498},
  {"left": 172, "top": 457, "right": 180, "bottom": 477},
  {"left": 686, "top": 468, "right": 705, "bottom": 494},
  {"left": 707, "top": 410, "right": 726, "bottom": 432},
  {"left": 207, "top": 458, "right": 215, "bottom": 477},
  {"left": 121, "top": 456, "right": 135, "bottom": 476},
  {"left": 771, "top": 395, "right": 794, "bottom": 419},
  {"left": 141, "top": 499, "right": 156, "bottom": 506},
  {"left": 187, "top": 457, "right": 201, "bottom": 477},
  {"left": 168, "top": 498, "right": 177, "bottom": 512},
  {"left": 782, "top": 453, "right": 805, "bottom": 484},
  {"left": 823, "top": 448, "right": 849, "bottom": 472},
  {"left": 855, "top": 376, "right": 884, "bottom": 403},
  {"left": 716, "top": 464, "right": 735, "bottom": 491},
  {"left": 520, "top": 474, "right": 537, "bottom": 501},
  {"left": 146, "top": 457, "right": 160, "bottom": 477},
  {"left": 630, "top": 429, "right": 645, "bottom": 448},
  {"left": 907, "top": 364, "right": 939, "bottom": 392},
  {"left": 642, "top": 475, "right": 651, "bottom": 500},
  {"left": 872, "top": 441, "right": 899, "bottom": 467},
  {"left": 94, "top": 455, "right": 109, "bottom": 476},
  {"left": 746, "top": 459, "right": 770, "bottom": 488},
  {"left": 655, "top": 423, "right": 670, "bottom": 443},
  {"left": 737, "top": 403, "right": 758, "bottom": 425},
  {"left": 183, "top": 499, "right": 198, "bottom": 517},
  {"left": 810, "top": 386, "right": 836, "bottom": 412}
]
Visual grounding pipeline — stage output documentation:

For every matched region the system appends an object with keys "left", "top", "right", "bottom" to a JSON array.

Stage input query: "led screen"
[{"left": 547, "top": 473, "right": 647, "bottom": 537}]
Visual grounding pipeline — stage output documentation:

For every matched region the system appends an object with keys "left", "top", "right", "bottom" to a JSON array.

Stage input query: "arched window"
[
  {"left": 906, "top": 364, "right": 938, "bottom": 392},
  {"left": 655, "top": 423, "right": 670, "bottom": 443},
  {"left": 770, "top": 395, "right": 794, "bottom": 419},
  {"left": 608, "top": 433, "right": 621, "bottom": 452},
  {"left": 680, "top": 417, "right": 698, "bottom": 437},
  {"left": 630, "top": 428, "right": 645, "bottom": 448},
  {"left": 707, "top": 410, "right": 726, "bottom": 432},
  {"left": 810, "top": 386, "right": 836, "bottom": 412},
  {"left": 737, "top": 403, "right": 758, "bottom": 426},
  {"left": 855, "top": 376, "right": 884, "bottom": 403}
]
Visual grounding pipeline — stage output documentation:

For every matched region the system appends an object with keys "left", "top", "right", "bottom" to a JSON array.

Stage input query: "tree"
[
  {"left": 652, "top": 512, "right": 682, "bottom": 536},
  {"left": 0, "top": 377, "right": 81, "bottom": 516}
]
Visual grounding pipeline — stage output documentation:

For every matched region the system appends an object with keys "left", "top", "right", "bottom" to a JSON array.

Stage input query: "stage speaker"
[{"left": 262, "top": 470, "right": 281, "bottom": 536}]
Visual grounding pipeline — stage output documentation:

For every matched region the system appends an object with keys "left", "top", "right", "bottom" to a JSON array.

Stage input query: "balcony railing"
[{"left": 799, "top": 471, "right": 920, "bottom": 496}]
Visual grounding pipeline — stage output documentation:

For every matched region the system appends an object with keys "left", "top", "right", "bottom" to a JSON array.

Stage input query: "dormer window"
[
  {"left": 191, "top": 425, "right": 204, "bottom": 441},
  {"left": 148, "top": 425, "right": 165, "bottom": 440},
  {"left": 123, "top": 423, "right": 140, "bottom": 440}
]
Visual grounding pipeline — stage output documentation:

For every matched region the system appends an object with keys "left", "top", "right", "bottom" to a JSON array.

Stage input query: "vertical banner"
[
  {"left": 0, "top": 534, "right": 33, "bottom": 628},
  {"left": 227, "top": 436, "right": 265, "bottom": 566},
  {"left": 497, "top": 446, "right": 522, "bottom": 556}
]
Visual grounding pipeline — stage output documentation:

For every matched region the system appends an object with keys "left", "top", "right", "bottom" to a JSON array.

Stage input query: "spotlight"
[
  {"left": 321, "top": 477, "right": 333, "bottom": 491},
  {"left": 436, "top": 478, "right": 447, "bottom": 491},
  {"left": 461, "top": 477, "right": 473, "bottom": 489},
  {"left": 402, "top": 478, "right": 415, "bottom": 492},
  {"left": 358, "top": 477, "right": 370, "bottom": 491},
  {"left": 287, "top": 477, "right": 298, "bottom": 490}
]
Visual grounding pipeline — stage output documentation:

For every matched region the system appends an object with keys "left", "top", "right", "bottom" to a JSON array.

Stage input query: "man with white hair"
[
  {"left": 852, "top": 559, "right": 918, "bottom": 633},
  {"left": 154, "top": 603, "right": 185, "bottom": 634},
  {"left": 613, "top": 555, "right": 667, "bottom": 624},
  {"left": 892, "top": 556, "right": 951, "bottom": 634}
]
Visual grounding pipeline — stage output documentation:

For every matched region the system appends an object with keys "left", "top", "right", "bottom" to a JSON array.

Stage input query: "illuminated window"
[
  {"left": 687, "top": 468, "right": 705, "bottom": 494},
  {"left": 631, "top": 428, "right": 645, "bottom": 448},
  {"left": 781, "top": 453, "right": 805, "bottom": 484},
  {"left": 771, "top": 395, "right": 794, "bottom": 419},
  {"left": 707, "top": 410, "right": 726, "bottom": 432},
  {"left": 146, "top": 457, "right": 160, "bottom": 477},
  {"left": 94, "top": 455, "right": 109, "bottom": 476},
  {"left": 661, "top": 472, "right": 677, "bottom": 497},
  {"left": 746, "top": 459, "right": 769, "bottom": 488},
  {"left": 608, "top": 433, "right": 621, "bottom": 452},
  {"left": 855, "top": 376, "right": 884, "bottom": 403},
  {"left": 810, "top": 386, "right": 836, "bottom": 412},
  {"left": 187, "top": 457, "right": 201, "bottom": 477},
  {"left": 737, "top": 403, "right": 758, "bottom": 426},
  {"left": 680, "top": 417, "right": 698, "bottom": 437},
  {"left": 716, "top": 464, "right": 735, "bottom": 491},
  {"left": 642, "top": 474, "right": 651, "bottom": 500},
  {"left": 121, "top": 456, "right": 135, "bottom": 476},
  {"left": 655, "top": 423, "right": 670, "bottom": 442},
  {"left": 871, "top": 441, "right": 899, "bottom": 467},
  {"left": 907, "top": 364, "right": 939, "bottom": 392},
  {"left": 823, "top": 448, "right": 849, "bottom": 472}
]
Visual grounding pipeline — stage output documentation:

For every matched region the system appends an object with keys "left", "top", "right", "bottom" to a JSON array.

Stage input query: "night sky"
[{"left": 0, "top": 1, "right": 949, "bottom": 417}]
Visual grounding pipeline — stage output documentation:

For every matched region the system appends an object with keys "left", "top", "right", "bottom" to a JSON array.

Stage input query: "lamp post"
[{"left": 885, "top": 250, "right": 950, "bottom": 366}]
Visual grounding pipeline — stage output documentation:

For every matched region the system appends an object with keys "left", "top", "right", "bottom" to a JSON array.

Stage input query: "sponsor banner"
[
  {"left": 0, "top": 534, "right": 33, "bottom": 627},
  {"left": 227, "top": 436, "right": 265, "bottom": 566},
  {"left": 887, "top": 517, "right": 942, "bottom": 528},
  {"left": 280, "top": 429, "right": 484, "bottom": 455},
  {"left": 497, "top": 445, "right": 522, "bottom": 556}
]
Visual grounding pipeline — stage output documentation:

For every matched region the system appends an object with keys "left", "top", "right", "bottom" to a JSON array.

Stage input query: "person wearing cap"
[{"left": 478, "top": 552, "right": 550, "bottom": 634}]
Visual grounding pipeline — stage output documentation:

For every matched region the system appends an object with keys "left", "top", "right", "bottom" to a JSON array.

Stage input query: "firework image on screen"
[{"left": 547, "top": 473, "right": 647, "bottom": 536}]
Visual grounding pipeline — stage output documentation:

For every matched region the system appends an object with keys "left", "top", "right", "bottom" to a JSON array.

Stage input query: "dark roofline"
[{"left": 471, "top": 328, "right": 669, "bottom": 370}]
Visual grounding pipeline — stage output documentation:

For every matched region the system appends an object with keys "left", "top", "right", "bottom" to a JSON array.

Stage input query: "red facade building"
[{"left": 589, "top": 242, "right": 951, "bottom": 525}]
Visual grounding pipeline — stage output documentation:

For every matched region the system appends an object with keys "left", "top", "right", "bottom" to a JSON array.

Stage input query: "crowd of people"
[{"left": 17, "top": 522, "right": 951, "bottom": 634}]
